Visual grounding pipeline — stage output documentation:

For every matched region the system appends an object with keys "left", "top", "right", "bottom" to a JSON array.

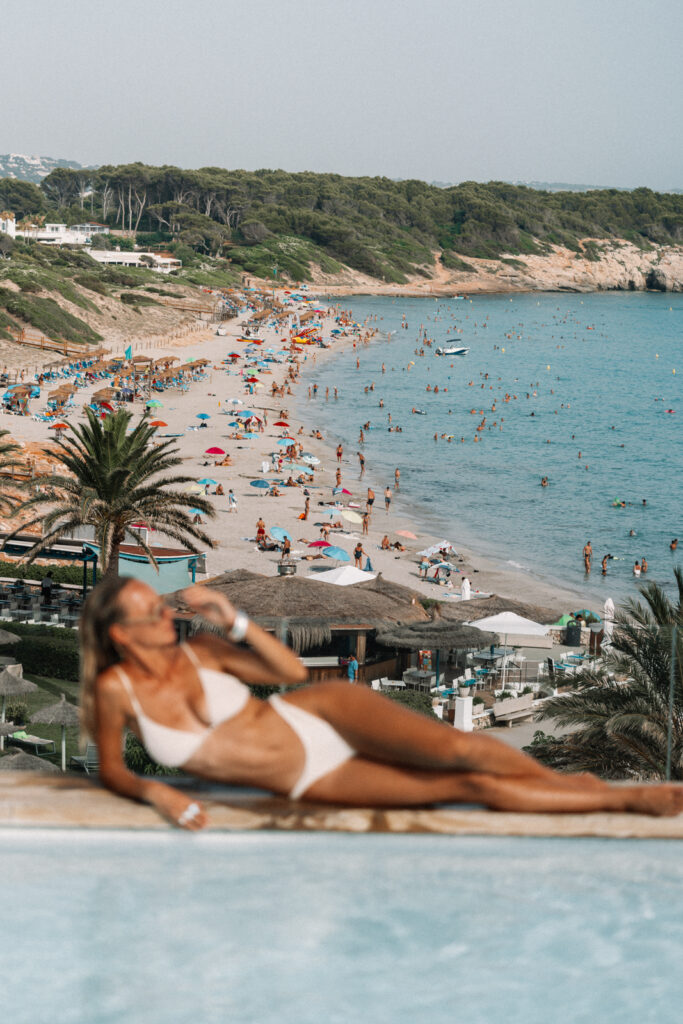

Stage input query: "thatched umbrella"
[
  {"left": 438, "top": 594, "right": 561, "bottom": 625},
  {"left": 0, "top": 667, "right": 38, "bottom": 750},
  {"left": 0, "top": 750, "right": 60, "bottom": 773},
  {"left": 0, "top": 629, "right": 19, "bottom": 645},
  {"left": 375, "top": 621, "right": 489, "bottom": 652},
  {"left": 31, "top": 693, "right": 79, "bottom": 771},
  {"left": 0, "top": 721, "right": 22, "bottom": 737},
  {"left": 93, "top": 387, "right": 117, "bottom": 401}
]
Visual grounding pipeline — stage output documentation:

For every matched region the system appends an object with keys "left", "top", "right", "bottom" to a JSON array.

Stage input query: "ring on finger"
[{"left": 178, "top": 802, "right": 201, "bottom": 826}]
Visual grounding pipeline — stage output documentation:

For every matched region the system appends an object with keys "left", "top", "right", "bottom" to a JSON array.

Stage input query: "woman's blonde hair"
[{"left": 79, "top": 575, "right": 134, "bottom": 739}]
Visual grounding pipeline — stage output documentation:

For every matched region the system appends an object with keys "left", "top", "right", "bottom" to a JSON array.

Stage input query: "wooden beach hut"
[{"left": 168, "top": 570, "right": 430, "bottom": 682}]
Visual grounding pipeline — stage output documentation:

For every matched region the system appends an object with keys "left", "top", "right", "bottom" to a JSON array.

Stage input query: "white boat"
[{"left": 435, "top": 345, "right": 469, "bottom": 356}]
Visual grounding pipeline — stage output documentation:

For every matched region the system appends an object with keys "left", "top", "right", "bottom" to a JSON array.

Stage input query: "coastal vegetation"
[
  {"left": 2, "top": 164, "right": 682, "bottom": 285},
  {"left": 527, "top": 572, "right": 683, "bottom": 780},
  {"left": 10, "top": 409, "right": 215, "bottom": 576}
]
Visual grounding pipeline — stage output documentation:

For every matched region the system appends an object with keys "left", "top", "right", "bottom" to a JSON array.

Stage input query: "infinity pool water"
[{"left": 3, "top": 831, "right": 682, "bottom": 1024}]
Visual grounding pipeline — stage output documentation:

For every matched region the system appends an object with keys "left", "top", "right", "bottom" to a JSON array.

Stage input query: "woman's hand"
[
  {"left": 148, "top": 783, "right": 208, "bottom": 831},
  {"left": 181, "top": 585, "right": 236, "bottom": 630}
]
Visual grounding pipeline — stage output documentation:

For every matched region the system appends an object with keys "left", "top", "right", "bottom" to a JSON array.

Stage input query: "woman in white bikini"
[{"left": 82, "top": 578, "right": 683, "bottom": 830}]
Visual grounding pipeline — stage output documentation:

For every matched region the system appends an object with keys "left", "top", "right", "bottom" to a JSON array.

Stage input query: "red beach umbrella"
[
  {"left": 308, "top": 540, "right": 330, "bottom": 548},
  {"left": 274, "top": 421, "right": 290, "bottom": 427},
  {"left": 150, "top": 419, "right": 167, "bottom": 427},
  {"left": 205, "top": 447, "right": 226, "bottom": 455}
]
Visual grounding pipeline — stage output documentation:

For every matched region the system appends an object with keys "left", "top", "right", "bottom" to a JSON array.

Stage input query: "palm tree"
[
  {"left": 9, "top": 408, "right": 215, "bottom": 578},
  {"left": 530, "top": 571, "right": 683, "bottom": 780},
  {"left": 0, "top": 429, "right": 23, "bottom": 517}
]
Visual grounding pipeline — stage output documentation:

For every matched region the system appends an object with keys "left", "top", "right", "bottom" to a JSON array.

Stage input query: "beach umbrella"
[
  {"left": 332, "top": 488, "right": 353, "bottom": 496},
  {"left": 227, "top": 398, "right": 243, "bottom": 404},
  {"left": 31, "top": 693, "right": 79, "bottom": 772},
  {"left": 0, "top": 750, "right": 60, "bottom": 774},
  {"left": 185, "top": 483, "right": 204, "bottom": 494},
  {"left": 196, "top": 413, "right": 211, "bottom": 420},
  {"left": 150, "top": 420, "right": 167, "bottom": 427},
  {"left": 277, "top": 438, "right": 295, "bottom": 445},
  {"left": 244, "top": 377, "right": 260, "bottom": 383},
  {"left": 204, "top": 447, "right": 226, "bottom": 456},
  {"left": 308, "top": 540, "right": 330, "bottom": 548},
  {"left": 197, "top": 478, "right": 217, "bottom": 486},
  {"left": 466, "top": 611, "right": 550, "bottom": 688},
  {"left": 395, "top": 530, "right": 418, "bottom": 540},
  {"left": 322, "top": 546, "right": 351, "bottom": 563},
  {"left": 270, "top": 527, "right": 292, "bottom": 543},
  {"left": 341, "top": 510, "right": 362, "bottom": 524},
  {"left": 0, "top": 667, "right": 38, "bottom": 751},
  {"left": 274, "top": 421, "right": 290, "bottom": 427},
  {"left": 146, "top": 399, "right": 163, "bottom": 408},
  {"left": 49, "top": 422, "right": 69, "bottom": 431},
  {"left": 250, "top": 480, "right": 270, "bottom": 489},
  {"left": 237, "top": 409, "right": 255, "bottom": 417},
  {"left": 242, "top": 432, "right": 260, "bottom": 439},
  {"left": 301, "top": 455, "right": 320, "bottom": 465},
  {"left": 189, "top": 508, "right": 205, "bottom": 516}
]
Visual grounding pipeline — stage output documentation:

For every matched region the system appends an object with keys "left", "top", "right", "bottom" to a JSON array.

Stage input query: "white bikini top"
[{"left": 116, "top": 643, "right": 250, "bottom": 768}]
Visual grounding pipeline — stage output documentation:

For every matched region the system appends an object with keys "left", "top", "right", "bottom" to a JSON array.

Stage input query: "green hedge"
[
  {"left": 5, "top": 623, "right": 79, "bottom": 681},
  {"left": 0, "top": 560, "right": 98, "bottom": 585}
]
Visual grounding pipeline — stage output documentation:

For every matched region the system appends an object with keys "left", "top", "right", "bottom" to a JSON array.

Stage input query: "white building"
[
  {"left": 0, "top": 212, "right": 16, "bottom": 238},
  {"left": 15, "top": 221, "right": 110, "bottom": 245},
  {"left": 87, "top": 250, "right": 181, "bottom": 274}
]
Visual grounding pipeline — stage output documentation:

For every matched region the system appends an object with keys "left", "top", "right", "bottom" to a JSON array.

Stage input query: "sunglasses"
[{"left": 122, "top": 604, "right": 169, "bottom": 626}]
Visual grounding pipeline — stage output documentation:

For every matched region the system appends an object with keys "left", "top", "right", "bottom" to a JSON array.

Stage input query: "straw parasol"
[
  {"left": 0, "top": 750, "right": 60, "bottom": 773},
  {"left": 0, "top": 666, "right": 38, "bottom": 750},
  {"left": 438, "top": 594, "right": 561, "bottom": 625},
  {"left": 0, "top": 629, "right": 19, "bottom": 646},
  {"left": 31, "top": 693, "right": 79, "bottom": 771},
  {"left": 374, "top": 620, "right": 489, "bottom": 652},
  {"left": 93, "top": 387, "right": 117, "bottom": 401}
]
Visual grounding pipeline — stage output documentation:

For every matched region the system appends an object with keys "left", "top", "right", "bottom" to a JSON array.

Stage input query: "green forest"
[{"left": 2, "top": 165, "right": 683, "bottom": 284}]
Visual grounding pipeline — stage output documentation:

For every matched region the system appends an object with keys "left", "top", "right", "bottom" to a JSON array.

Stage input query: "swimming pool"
[{"left": 3, "top": 830, "right": 682, "bottom": 1024}]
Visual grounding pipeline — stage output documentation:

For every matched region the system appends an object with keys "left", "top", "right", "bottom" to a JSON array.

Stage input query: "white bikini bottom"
[{"left": 269, "top": 695, "right": 356, "bottom": 800}]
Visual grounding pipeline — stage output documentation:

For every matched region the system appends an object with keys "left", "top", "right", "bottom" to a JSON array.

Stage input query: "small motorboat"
[{"left": 435, "top": 346, "right": 469, "bottom": 356}]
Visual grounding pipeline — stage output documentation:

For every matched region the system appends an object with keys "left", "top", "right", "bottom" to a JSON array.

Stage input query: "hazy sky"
[{"left": 3, "top": 0, "right": 682, "bottom": 188}]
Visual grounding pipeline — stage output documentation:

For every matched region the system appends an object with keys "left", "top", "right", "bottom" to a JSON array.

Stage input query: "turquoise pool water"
[{"left": 3, "top": 831, "right": 683, "bottom": 1023}]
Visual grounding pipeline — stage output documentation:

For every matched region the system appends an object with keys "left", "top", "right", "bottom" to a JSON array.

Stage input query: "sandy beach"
[{"left": 0, "top": 292, "right": 592, "bottom": 616}]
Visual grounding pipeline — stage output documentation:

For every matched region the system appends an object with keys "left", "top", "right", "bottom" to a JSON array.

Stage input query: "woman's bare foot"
[{"left": 625, "top": 784, "right": 683, "bottom": 817}]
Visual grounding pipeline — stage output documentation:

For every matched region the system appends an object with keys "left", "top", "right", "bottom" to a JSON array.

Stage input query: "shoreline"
[{"left": 2, "top": 293, "right": 597, "bottom": 616}]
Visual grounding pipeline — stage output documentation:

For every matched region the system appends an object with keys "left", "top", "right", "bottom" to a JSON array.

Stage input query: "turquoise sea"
[{"left": 299, "top": 291, "right": 682, "bottom": 603}]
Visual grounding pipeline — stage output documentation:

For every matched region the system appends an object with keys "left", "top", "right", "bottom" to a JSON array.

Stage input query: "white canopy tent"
[{"left": 307, "top": 565, "right": 377, "bottom": 586}]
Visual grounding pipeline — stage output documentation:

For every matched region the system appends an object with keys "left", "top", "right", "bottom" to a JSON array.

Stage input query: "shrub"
[
  {"left": 74, "top": 273, "right": 108, "bottom": 296},
  {"left": 5, "top": 624, "right": 80, "bottom": 680},
  {"left": 120, "top": 292, "right": 158, "bottom": 307},
  {"left": 4, "top": 700, "right": 28, "bottom": 725},
  {"left": 382, "top": 688, "right": 438, "bottom": 718},
  {"left": 0, "top": 559, "right": 98, "bottom": 586},
  {"left": 0, "top": 288, "right": 101, "bottom": 345}
]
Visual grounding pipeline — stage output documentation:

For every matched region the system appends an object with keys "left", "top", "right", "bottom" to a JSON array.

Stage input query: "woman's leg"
[
  {"left": 303, "top": 757, "right": 683, "bottom": 817},
  {"left": 281, "top": 681, "right": 593, "bottom": 786}
]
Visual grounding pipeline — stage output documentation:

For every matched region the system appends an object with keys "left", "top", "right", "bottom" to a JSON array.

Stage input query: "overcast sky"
[{"left": 2, "top": 0, "right": 681, "bottom": 189}]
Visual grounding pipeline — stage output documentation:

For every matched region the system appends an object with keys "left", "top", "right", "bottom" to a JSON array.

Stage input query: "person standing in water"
[
  {"left": 384, "top": 486, "right": 392, "bottom": 513},
  {"left": 583, "top": 540, "right": 592, "bottom": 573},
  {"left": 394, "top": 467, "right": 400, "bottom": 490}
]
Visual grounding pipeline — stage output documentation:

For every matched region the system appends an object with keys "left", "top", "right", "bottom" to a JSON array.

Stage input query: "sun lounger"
[
  {"left": 69, "top": 742, "right": 99, "bottom": 774},
  {"left": 7, "top": 731, "right": 57, "bottom": 756}
]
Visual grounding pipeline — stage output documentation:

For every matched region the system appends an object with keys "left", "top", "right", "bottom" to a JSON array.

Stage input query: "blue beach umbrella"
[
  {"left": 277, "top": 438, "right": 295, "bottom": 445},
  {"left": 322, "top": 546, "right": 351, "bottom": 563},
  {"left": 237, "top": 409, "right": 255, "bottom": 417},
  {"left": 189, "top": 508, "right": 205, "bottom": 516},
  {"left": 196, "top": 413, "right": 211, "bottom": 420},
  {"left": 242, "top": 432, "right": 260, "bottom": 439},
  {"left": 270, "top": 527, "right": 292, "bottom": 542},
  {"left": 197, "top": 478, "right": 217, "bottom": 486},
  {"left": 250, "top": 479, "right": 271, "bottom": 489}
]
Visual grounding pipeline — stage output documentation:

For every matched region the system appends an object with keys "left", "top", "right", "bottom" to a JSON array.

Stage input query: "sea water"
[
  {"left": 2, "top": 831, "right": 683, "bottom": 1024},
  {"left": 300, "top": 292, "right": 682, "bottom": 602}
]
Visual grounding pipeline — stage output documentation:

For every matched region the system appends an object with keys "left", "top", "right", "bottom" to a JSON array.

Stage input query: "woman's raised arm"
[{"left": 181, "top": 586, "right": 308, "bottom": 687}]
